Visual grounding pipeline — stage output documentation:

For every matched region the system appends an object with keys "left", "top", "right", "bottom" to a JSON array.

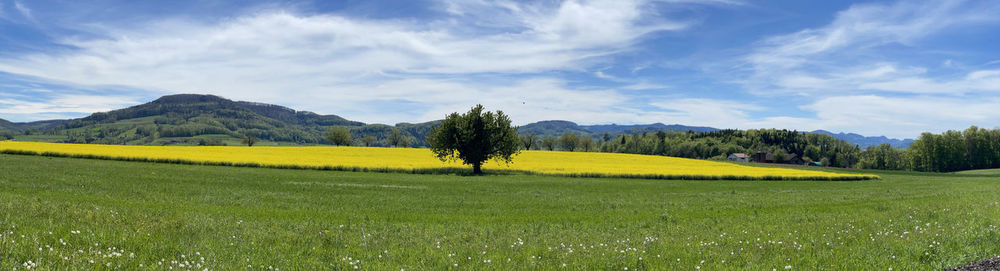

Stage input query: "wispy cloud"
[
  {"left": 650, "top": 98, "right": 764, "bottom": 128},
  {"left": 744, "top": 0, "right": 1000, "bottom": 95},
  {"left": 0, "top": 94, "right": 140, "bottom": 115},
  {"left": 13, "top": 0, "right": 34, "bottom": 21}
]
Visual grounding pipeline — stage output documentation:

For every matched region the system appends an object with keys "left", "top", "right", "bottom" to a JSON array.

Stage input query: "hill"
[
  {"left": 0, "top": 118, "right": 15, "bottom": 131},
  {"left": 0, "top": 118, "right": 68, "bottom": 132},
  {"left": 3, "top": 94, "right": 439, "bottom": 146},
  {"left": 811, "top": 130, "right": 914, "bottom": 148}
]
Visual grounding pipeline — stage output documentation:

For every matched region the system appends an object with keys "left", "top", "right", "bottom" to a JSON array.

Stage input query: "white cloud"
[
  {"left": 13, "top": 0, "right": 32, "bottom": 21},
  {"left": 0, "top": 1, "right": 694, "bottom": 124},
  {"left": 745, "top": 0, "right": 1000, "bottom": 95},
  {"left": 650, "top": 98, "right": 764, "bottom": 128},
  {"left": 0, "top": 94, "right": 141, "bottom": 115},
  {"left": 772, "top": 64, "right": 1000, "bottom": 94}
]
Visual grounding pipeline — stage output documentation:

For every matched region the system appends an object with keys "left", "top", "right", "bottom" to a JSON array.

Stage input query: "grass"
[
  {"left": 11, "top": 134, "right": 68, "bottom": 142},
  {"left": 1, "top": 155, "right": 997, "bottom": 270},
  {"left": 953, "top": 168, "right": 1000, "bottom": 176}
]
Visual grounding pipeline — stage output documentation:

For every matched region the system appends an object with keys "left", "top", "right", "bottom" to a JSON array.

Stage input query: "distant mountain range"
[
  {"left": 518, "top": 120, "right": 718, "bottom": 138},
  {"left": 810, "top": 130, "right": 914, "bottom": 148},
  {"left": 0, "top": 94, "right": 914, "bottom": 148}
]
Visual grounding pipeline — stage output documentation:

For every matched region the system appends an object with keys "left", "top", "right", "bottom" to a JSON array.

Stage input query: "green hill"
[
  {"left": 0, "top": 118, "right": 15, "bottom": 131},
  {"left": 4, "top": 94, "right": 439, "bottom": 146}
]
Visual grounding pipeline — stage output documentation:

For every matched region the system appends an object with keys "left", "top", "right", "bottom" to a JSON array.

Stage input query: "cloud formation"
[
  {"left": 0, "top": 0, "right": 694, "bottom": 125},
  {"left": 0, "top": 0, "right": 996, "bottom": 139},
  {"left": 745, "top": 0, "right": 1000, "bottom": 95}
]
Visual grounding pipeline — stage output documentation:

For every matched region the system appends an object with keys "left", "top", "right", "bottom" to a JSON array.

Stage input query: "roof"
[{"left": 729, "top": 153, "right": 748, "bottom": 158}]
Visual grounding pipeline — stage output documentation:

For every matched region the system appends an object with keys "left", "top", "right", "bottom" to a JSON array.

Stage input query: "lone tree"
[
  {"left": 242, "top": 135, "right": 257, "bottom": 147},
  {"left": 325, "top": 126, "right": 353, "bottom": 146},
  {"left": 427, "top": 104, "right": 520, "bottom": 174}
]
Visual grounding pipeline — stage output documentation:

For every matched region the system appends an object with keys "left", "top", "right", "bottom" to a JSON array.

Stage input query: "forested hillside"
[
  {"left": 523, "top": 129, "right": 864, "bottom": 168},
  {"left": 3, "top": 94, "right": 436, "bottom": 146}
]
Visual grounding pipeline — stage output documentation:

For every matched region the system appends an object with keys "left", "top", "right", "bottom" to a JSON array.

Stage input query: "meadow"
[
  {"left": 0, "top": 141, "right": 872, "bottom": 180},
  {"left": 1, "top": 154, "right": 997, "bottom": 270}
]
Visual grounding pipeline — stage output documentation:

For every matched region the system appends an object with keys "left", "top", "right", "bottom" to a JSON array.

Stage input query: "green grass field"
[
  {"left": 954, "top": 168, "right": 1000, "bottom": 176},
  {"left": 1, "top": 154, "right": 998, "bottom": 270}
]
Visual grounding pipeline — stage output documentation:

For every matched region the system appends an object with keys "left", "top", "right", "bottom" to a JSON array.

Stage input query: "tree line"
[
  {"left": 857, "top": 126, "right": 1000, "bottom": 172},
  {"left": 515, "top": 126, "right": 1000, "bottom": 172},
  {"left": 518, "top": 129, "right": 861, "bottom": 166}
]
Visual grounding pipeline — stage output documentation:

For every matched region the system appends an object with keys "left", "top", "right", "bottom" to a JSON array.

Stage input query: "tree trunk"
[{"left": 473, "top": 162, "right": 483, "bottom": 175}]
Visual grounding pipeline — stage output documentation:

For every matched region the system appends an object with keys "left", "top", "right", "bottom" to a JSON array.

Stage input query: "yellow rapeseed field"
[{"left": 0, "top": 141, "right": 875, "bottom": 180}]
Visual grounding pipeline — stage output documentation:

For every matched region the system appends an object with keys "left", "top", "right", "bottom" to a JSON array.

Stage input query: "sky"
[{"left": 0, "top": 0, "right": 997, "bottom": 139}]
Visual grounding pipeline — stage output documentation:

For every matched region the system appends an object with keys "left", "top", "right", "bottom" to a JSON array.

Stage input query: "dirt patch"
[{"left": 949, "top": 255, "right": 1000, "bottom": 271}]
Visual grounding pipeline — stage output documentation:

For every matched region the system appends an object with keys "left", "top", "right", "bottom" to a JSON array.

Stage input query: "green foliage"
[
  {"left": 590, "top": 129, "right": 861, "bottom": 168},
  {"left": 361, "top": 135, "right": 377, "bottom": 147},
  {"left": 325, "top": 126, "right": 353, "bottom": 146},
  {"left": 518, "top": 133, "right": 538, "bottom": 150},
  {"left": 427, "top": 104, "right": 519, "bottom": 174},
  {"left": 857, "top": 144, "right": 907, "bottom": 170},
  {"left": 773, "top": 149, "right": 788, "bottom": 163},
  {"left": 0, "top": 130, "right": 15, "bottom": 140},
  {"left": 540, "top": 136, "right": 557, "bottom": 151},
  {"left": 577, "top": 136, "right": 595, "bottom": 152},
  {"left": 387, "top": 128, "right": 411, "bottom": 147},
  {"left": 903, "top": 126, "right": 1000, "bottom": 172},
  {"left": 559, "top": 133, "right": 579, "bottom": 151}
]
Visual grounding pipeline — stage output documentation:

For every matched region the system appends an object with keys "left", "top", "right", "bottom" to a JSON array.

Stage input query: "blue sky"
[{"left": 0, "top": 0, "right": 997, "bottom": 138}]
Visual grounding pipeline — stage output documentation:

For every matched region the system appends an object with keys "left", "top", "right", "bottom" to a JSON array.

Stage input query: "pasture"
[{"left": 1, "top": 154, "right": 997, "bottom": 270}]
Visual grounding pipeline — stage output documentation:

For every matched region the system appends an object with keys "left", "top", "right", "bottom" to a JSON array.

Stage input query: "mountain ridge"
[
  {"left": 810, "top": 130, "right": 914, "bottom": 148},
  {"left": 1, "top": 94, "right": 914, "bottom": 147}
]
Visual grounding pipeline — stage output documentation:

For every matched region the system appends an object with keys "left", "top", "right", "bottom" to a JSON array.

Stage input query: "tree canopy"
[
  {"left": 325, "top": 126, "right": 353, "bottom": 146},
  {"left": 427, "top": 104, "right": 520, "bottom": 174}
]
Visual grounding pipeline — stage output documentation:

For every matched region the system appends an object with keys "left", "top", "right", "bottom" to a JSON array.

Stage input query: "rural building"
[
  {"left": 727, "top": 153, "right": 749, "bottom": 162},
  {"left": 784, "top": 153, "right": 803, "bottom": 164},
  {"left": 750, "top": 151, "right": 804, "bottom": 164},
  {"left": 751, "top": 152, "right": 772, "bottom": 163}
]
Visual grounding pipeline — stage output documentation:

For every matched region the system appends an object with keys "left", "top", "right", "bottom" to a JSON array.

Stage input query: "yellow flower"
[{"left": 0, "top": 141, "right": 875, "bottom": 180}]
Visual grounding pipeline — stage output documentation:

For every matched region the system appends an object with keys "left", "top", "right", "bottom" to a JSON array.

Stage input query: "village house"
[{"left": 727, "top": 153, "right": 749, "bottom": 162}]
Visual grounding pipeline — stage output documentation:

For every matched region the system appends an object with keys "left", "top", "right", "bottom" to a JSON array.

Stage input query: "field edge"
[{"left": 0, "top": 148, "right": 878, "bottom": 181}]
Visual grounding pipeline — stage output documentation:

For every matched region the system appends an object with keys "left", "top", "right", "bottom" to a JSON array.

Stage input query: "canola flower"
[{"left": 0, "top": 141, "right": 875, "bottom": 180}]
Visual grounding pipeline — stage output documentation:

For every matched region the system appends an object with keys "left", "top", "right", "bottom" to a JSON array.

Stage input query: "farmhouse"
[
  {"left": 784, "top": 153, "right": 803, "bottom": 164},
  {"left": 727, "top": 153, "right": 749, "bottom": 162},
  {"left": 750, "top": 151, "right": 803, "bottom": 164},
  {"left": 751, "top": 152, "right": 772, "bottom": 163}
]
